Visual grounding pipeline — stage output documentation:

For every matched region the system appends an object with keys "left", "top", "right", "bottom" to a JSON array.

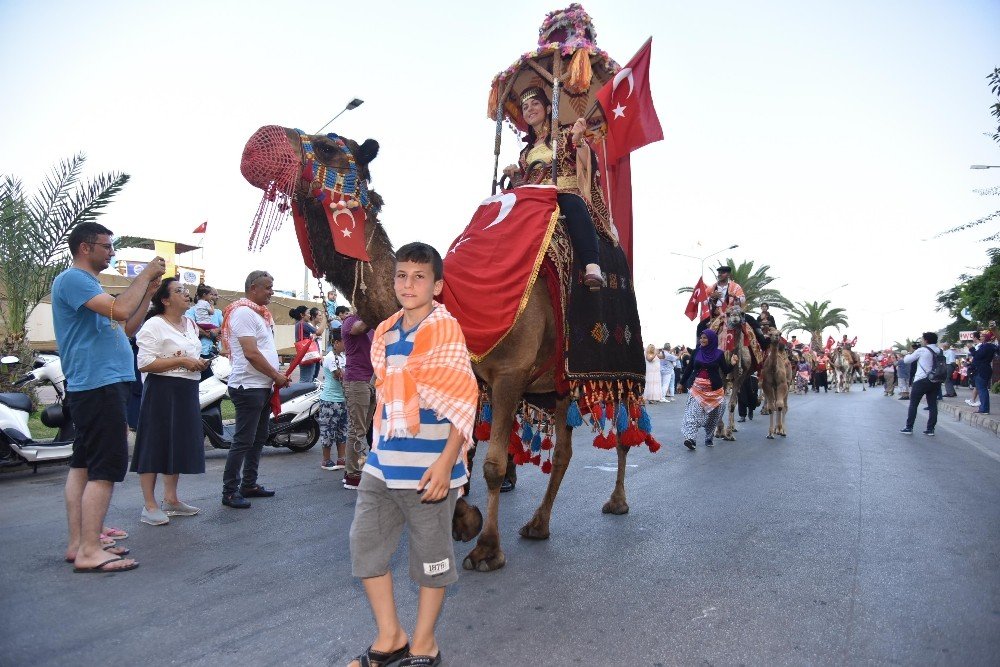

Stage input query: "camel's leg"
[
  {"left": 463, "top": 383, "right": 524, "bottom": 572},
  {"left": 766, "top": 396, "right": 776, "bottom": 439},
  {"left": 521, "top": 399, "right": 574, "bottom": 538},
  {"left": 602, "top": 443, "right": 630, "bottom": 515}
]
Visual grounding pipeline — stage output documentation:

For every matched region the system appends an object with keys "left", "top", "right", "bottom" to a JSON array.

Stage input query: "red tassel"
[
  {"left": 513, "top": 449, "right": 530, "bottom": 465},
  {"left": 592, "top": 402, "right": 603, "bottom": 421},
  {"left": 530, "top": 454, "right": 541, "bottom": 466},
  {"left": 629, "top": 403, "right": 640, "bottom": 419},
  {"left": 541, "top": 459, "right": 552, "bottom": 474},
  {"left": 623, "top": 425, "right": 643, "bottom": 446},
  {"left": 508, "top": 429, "right": 521, "bottom": 455},
  {"left": 475, "top": 422, "right": 491, "bottom": 442},
  {"left": 541, "top": 436, "right": 554, "bottom": 450},
  {"left": 645, "top": 433, "right": 662, "bottom": 453}
]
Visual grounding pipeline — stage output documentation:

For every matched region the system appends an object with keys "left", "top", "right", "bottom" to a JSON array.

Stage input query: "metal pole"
[
  {"left": 551, "top": 78, "right": 560, "bottom": 185},
  {"left": 491, "top": 100, "right": 503, "bottom": 195}
]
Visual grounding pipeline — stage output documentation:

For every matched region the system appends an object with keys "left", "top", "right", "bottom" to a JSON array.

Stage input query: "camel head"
[
  {"left": 725, "top": 305, "right": 744, "bottom": 330},
  {"left": 240, "top": 125, "right": 399, "bottom": 325}
]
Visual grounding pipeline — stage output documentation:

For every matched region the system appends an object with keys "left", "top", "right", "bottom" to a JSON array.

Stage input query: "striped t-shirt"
[{"left": 363, "top": 317, "right": 468, "bottom": 490}]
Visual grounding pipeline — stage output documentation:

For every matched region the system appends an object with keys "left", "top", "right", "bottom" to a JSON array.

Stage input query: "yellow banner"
[{"left": 153, "top": 240, "right": 176, "bottom": 278}]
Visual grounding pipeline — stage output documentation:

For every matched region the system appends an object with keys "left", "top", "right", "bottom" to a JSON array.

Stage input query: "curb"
[{"left": 939, "top": 400, "right": 999, "bottom": 439}]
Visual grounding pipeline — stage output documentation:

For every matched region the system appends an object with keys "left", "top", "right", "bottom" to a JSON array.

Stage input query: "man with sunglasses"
[{"left": 51, "top": 222, "right": 165, "bottom": 573}]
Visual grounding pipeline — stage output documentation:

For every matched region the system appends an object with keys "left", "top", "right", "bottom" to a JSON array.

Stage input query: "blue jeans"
[
  {"left": 223, "top": 386, "right": 271, "bottom": 494},
  {"left": 974, "top": 375, "right": 991, "bottom": 413},
  {"left": 298, "top": 362, "right": 319, "bottom": 383}
]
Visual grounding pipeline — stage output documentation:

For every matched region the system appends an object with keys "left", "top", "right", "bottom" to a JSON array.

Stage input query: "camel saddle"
[{"left": 441, "top": 185, "right": 645, "bottom": 402}]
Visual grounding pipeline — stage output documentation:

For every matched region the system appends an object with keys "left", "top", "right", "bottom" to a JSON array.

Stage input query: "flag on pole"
[
  {"left": 595, "top": 37, "right": 664, "bottom": 164},
  {"left": 594, "top": 37, "right": 663, "bottom": 270},
  {"left": 684, "top": 277, "right": 709, "bottom": 321},
  {"left": 192, "top": 221, "right": 207, "bottom": 234}
]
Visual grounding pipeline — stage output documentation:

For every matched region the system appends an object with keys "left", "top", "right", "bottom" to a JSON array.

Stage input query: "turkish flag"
[
  {"left": 597, "top": 153, "right": 634, "bottom": 270},
  {"left": 684, "top": 277, "right": 708, "bottom": 321},
  {"left": 596, "top": 38, "right": 664, "bottom": 164},
  {"left": 192, "top": 221, "right": 207, "bottom": 234}
]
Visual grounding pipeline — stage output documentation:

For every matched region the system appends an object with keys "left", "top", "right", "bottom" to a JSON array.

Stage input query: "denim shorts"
[{"left": 350, "top": 473, "right": 459, "bottom": 587}]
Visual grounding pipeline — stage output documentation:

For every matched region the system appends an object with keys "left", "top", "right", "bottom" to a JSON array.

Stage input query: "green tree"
[
  {"left": 781, "top": 300, "right": 849, "bottom": 351},
  {"left": 676, "top": 257, "right": 793, "bottom": 312},
  {"left": 892, "top": 338, "right": 919, "bottom": 355},
  {"left": 935, "top": 247, "right": 1000, "bottom": 337},
  {"left": 0, "top": 154, "right": 129, "bottom": 349}
]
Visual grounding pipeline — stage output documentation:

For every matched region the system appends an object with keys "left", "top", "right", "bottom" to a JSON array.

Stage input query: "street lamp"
[
  {"left": 670, "top": 244, "right": 739, "bottom": 278},
  {"left": 820, "top": 282, "right": 849, "bottom": 298},
  {"left": 306, "top": 98, "right": 365, "bottom": 298},
  {"left": 970, "top": 165, "right": 1000, "bottom": 169},
  {"left": 315, "top": 98, "right": 365, "bottom": 135}
]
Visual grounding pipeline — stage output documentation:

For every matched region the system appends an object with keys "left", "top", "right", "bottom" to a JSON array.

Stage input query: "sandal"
[
  {"left": 352, "top": 643, "right": 409, "bottom": 667},
  {"left": 583, "top": 271, "right": 605, "bottom": 291},
  {"left": 101, "top": 527, "right": 128, "bottom": 540},
  {"left": 400, "top": 653, "right": 442, "bottom": 667}
]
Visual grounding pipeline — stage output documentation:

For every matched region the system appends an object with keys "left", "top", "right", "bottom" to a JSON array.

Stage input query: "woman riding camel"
[{"left": 503, "top": 86, "right": 604, "bottom": 288}]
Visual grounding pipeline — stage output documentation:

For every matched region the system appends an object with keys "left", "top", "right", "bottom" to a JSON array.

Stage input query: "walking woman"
[
  {"left": 644, "top": 344, "right": 662, "bottom": 403},
  {"left": 680, "top": 330, "right": 736, "bottom": 450},
  {"left": 131, "top": 278, "right": 208, "bottom": 525}
]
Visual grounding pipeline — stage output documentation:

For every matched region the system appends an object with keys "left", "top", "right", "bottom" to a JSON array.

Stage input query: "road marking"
[
  {"left": 690, "top": 606, "right": 716, "bottom": 622},
  {"left": 940, "top": 421, "right": 1000, "bottom": 464},
  {"left": 582, "top": 465, "right": 639, "bottom": 472}
]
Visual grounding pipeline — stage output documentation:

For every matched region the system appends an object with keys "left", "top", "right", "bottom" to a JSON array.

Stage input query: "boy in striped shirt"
[{"left": 348, "top": 242, "right": 478, "bottom": 667}]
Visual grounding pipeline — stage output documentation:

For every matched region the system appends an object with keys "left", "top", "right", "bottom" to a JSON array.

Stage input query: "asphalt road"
[{"left": 1, "top": 386, "right": 998, "bottom": 666}]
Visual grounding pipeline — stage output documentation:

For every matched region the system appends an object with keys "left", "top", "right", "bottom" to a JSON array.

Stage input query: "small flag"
[
  {"left": 153, "top": 240, "right": 176, "bottom": 278},
  {"left": 192, "top": 221, "right": 207, "bottom": 234},
  {"left": 684, "top": 277, "right": 708, "bottom": 321}
]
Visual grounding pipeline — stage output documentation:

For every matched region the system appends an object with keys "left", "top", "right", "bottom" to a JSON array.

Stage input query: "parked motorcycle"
[
  {"left": 200, "top": 356, "right": 321, "bottom": 453},
  {"left": 0, "top": 354, "right": 75, "bottom": 471}
]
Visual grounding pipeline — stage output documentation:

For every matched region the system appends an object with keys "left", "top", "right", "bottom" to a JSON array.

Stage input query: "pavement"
[{"left": 1, "top": 385, "right": 999, "bottom": 666}]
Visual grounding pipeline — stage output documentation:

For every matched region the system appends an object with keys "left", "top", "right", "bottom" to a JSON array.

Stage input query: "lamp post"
[
  {"left": 315, "top": 98, "right": 365, "bottom": 135},
  {"left": 670, "top": 244, "right": 739, "bottom": 279},
  {"left": 304, "top": 98, "right": 365, "bottom": 298},
  {"left": 820, "top": 282, "right": 849, "bottom": 299},
  {"left": 970, "top": 165, "right": 1000, "bottom": 169}
]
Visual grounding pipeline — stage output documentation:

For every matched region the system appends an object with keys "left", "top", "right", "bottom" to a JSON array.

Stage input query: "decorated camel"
[
  {"left": 830, "top": 347, "right": 854, "bottom": 393},
  {"left": 239, "top": 125, "right": 650, "bottom": 571},
  {"left": 759, "top": 334, "right": 790, "bottom": 438},
  {"left": 711, "top": 306, "right": 753, "bottom": 441}
]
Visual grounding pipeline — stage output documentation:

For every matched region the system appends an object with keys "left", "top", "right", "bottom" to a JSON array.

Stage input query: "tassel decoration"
[
  {"left": 638, "top": 405, "right": 652, "bottom": 433},
  {"left": 541, "top": 435, "right": 554, "bottom": 451},
  {"left": 567, "top": 401, "right": 584, "bottom": 428},
  {"left": 520, "top": 421, "right": 532, "bottom": 444},
  {"left": 482, "top": 403, "right": 492, "bottom": 424},
  {"left": 541, "top": 459, "right": 552, "bottom": 474},
  {"left": 644, "top": 433, "right": 662, "bottom": 454},
  {"left": 615, "top": 403, "right": 629, "bottom": 434},
  {"left": 530, "top": 431, "right": 542, "bottom": 453},
  {"left": 474, "top": 422, "right": 491, "bottom": 442}
]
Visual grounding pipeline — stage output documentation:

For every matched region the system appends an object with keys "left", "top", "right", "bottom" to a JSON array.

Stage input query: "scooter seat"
[
  {"left": 278, "top": 382, "right": 317, "bottom": 402},
  {"left": 0, "top": 392, "right": 32, "bottom": 413}
]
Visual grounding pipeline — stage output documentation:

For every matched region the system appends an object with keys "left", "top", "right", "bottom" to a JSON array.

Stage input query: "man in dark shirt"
[{"left": 341, "top": 311, "right": 375, "bottom": 489}]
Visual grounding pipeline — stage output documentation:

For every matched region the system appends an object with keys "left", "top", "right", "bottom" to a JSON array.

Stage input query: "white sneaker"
[
  {"left": 965, "top": 399, "right": 973, "bottom": 405},
  {"left": 161, "top": 500, "right": 200, "bottom": 517}
]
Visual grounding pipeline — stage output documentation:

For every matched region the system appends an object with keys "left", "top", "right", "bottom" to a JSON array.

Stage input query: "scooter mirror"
[{"left": 1, "top": 356, "right": 20, "bottom": 365}]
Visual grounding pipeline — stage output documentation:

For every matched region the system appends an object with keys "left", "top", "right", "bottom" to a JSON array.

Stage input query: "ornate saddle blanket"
[{"left": 443, "top": 186, "right": 655, "bottom": 471}]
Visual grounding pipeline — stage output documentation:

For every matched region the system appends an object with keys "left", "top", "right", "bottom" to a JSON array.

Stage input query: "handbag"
[{"left": 299, "top": 339, "right": 322, "bottom": 366}]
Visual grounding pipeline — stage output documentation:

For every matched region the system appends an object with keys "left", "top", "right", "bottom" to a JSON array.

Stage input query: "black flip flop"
[
  {"left": 73, "top": 557, "right": 139, "bottom": 574},
  {"left": 400, "top": 652, "right": 442, "bottom": 667},
  {"left": 355, "top": 643, "right": 409, "bottom": 667},
  {"left": 64, "top": 544, "right": 130, "bottom": 563}
]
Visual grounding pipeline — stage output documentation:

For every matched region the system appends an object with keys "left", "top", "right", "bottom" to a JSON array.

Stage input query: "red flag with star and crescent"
[
  {"left": 596, "top": 37, "right": 664, "bottom": 165},
  {"left": 684, "top": 277, "right": 709, "bottom": 321}
]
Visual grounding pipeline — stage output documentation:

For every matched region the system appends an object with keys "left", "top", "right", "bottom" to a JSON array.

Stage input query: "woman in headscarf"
[{"left": 680, "top": 330, "right": 737, "bottom": 450}]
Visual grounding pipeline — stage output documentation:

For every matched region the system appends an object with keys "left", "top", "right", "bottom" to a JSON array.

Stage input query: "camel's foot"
[
  {"left": 732, "top": 425, "right": 739, "bottom": 432},
  {"left": 761, "top": 408, "right": 771, "bottom": 415},
  {"left": 722, "top": 432, "right": 736, "bottom": 442},
  {"left": 602, "top": 498, "right": 630, "bottom": 515},
  {"left": 463, "top": 543, "right": 506, "bottom": 572},
  {"left": 452, "top": 498, "right": 483, "bottom": 543},
  {"left": 779, "top": 431, "right": 787, "bottom": 437},
  {"left": 766, "top": 433, "right": 775, "bottom": 440},
  {"left": 519, "top": 515, "right": 551, "bottom": 540}
]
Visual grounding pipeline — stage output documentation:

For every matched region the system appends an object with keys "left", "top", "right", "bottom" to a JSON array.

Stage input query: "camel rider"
[
  {"left": 706, "top": 266, "right": 745, "bottom": 314},
  {"left": 503, "top": 86, "right": 605, "bottom": 289}
]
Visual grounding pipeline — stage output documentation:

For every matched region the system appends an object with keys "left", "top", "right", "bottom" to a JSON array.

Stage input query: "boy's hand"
[{"left": 416, "top": 458, "right": 452, "bottom": 503}]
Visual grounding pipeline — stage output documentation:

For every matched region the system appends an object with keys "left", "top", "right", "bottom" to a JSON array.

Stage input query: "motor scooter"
[
  {"left": 200, "top": 356, "right": 321, "bottom": 453},
  {"left": 0, "top": 354, "right": 75, "bottom": 471}
]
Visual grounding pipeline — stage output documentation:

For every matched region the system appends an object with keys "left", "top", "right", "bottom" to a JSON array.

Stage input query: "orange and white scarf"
[
  {"left": 691, "top": 376, "right": 725, "bottom": 411},
  {"left": 220, "top": 298, "right": 274, "bottom": 354},
  {"left": 370, "top": 304, "right": 478, "bottom": 452}
]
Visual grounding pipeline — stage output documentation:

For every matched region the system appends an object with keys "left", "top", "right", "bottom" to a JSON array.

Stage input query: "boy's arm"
[{"left": 417, "top": 424, "right": 464, "bottom": 503}]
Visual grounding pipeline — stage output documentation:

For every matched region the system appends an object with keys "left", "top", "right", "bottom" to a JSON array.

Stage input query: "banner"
[
  {"left": 959, "top": 331, "right": 975, "bottom": 341},
  {"left": 123, "top": 261, "right": 201, "bottom": 285},
  {"left": 154, "top": 240, "right": 176, "bottom": 278}
]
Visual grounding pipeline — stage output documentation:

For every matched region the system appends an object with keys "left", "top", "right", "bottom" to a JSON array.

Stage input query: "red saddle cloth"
[{"left": 440, "top": 186, "right": 559, "bottom": 362}]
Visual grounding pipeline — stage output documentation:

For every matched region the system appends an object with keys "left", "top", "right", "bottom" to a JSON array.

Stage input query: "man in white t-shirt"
[
  {"left": 900, "top": 331, "right": 942, "bottom": 436},
  {"left": 221, "top": 270, "right": 290, "bottom": 509}
]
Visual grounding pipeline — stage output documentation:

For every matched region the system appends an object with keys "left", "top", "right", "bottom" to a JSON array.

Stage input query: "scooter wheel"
[{"left": 274, "top": 416, "right": 320, "bottom": 453}]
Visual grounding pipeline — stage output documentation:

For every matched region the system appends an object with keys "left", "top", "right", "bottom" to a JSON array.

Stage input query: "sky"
[{"left": 2, "top": 0, "right": 998, "bottom": 351}]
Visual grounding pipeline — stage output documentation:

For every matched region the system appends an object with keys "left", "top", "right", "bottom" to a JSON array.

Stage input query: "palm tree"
[
  {"left": 0, "top": 154, "right": 129, "bottom": 349},
  {"left": 782, "top": 300, "right": 849, "bottom": 351},
  {"left": 676, "top": 257, "right": 793, "bottom": 312}
]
